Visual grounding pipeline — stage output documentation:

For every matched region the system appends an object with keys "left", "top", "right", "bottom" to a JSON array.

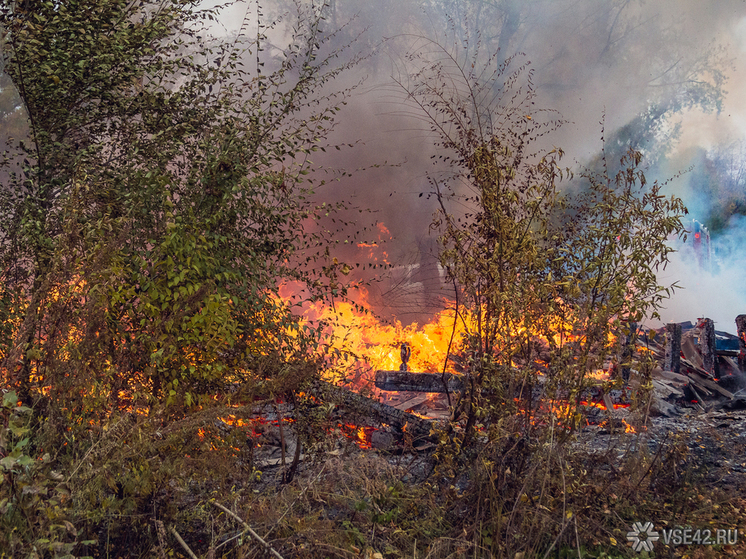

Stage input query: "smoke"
[
  {"left": 653, "top": 224, "right": 746, "bottom": 335},
  {"left": 211, "top": 1, "right": 746, "bottom": 327}
]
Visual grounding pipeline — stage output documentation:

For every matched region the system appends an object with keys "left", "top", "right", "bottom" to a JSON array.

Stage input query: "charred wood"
[
  {"left": 375, "top": 371, "right": 464, "bottom": 393},
  {"left": 737, "top": 314, "right": 746, "bottom": 370},
  {"left": 698, "top": 318, "right": 719, "bottom": 377},
  {"left": 663, "top": 322, "right": 682, "bottom": 374},
  {"left": 310, "top": 380, "right": 434, "bottom": 440}
]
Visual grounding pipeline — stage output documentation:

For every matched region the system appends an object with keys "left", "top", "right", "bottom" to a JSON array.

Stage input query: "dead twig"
[
  {"left": 154, "top": 520, "right": 168, "bottom": 559},
  {"left": 574, "top": 516, "right": 583, "bottom": 559},
  {"left": 170, "top": 526, "right": 199, "bottom": 559},
  {"left": 211, "top": 501, "right": 285, "bottom": 559},
  {"left": 263, "top": 462, "right": 327, "bottom": 540}
]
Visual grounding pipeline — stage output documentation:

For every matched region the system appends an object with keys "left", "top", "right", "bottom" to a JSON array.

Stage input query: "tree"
[
  {"left": 0, "top": 0, "right": 365, "bottom": 553},
  {"left": 0, "top": 0, "right": 359, "bottom": 417},
  {"left": 419, "top": 0, "right": 732, "bottom": 165},
  {"left": 682, "top": 141, "right": 746, "bottom": 235},
  {"left": 392, "top": 35, "right": 687, "bottom": 559},
  {"left": 395, "top": 37, "right": 685, "bottom": 445}
]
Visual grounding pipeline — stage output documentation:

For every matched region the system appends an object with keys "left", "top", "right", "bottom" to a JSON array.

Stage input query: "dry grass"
[{"left": 21, "top": 402, "right": 746, "bottom": 559}]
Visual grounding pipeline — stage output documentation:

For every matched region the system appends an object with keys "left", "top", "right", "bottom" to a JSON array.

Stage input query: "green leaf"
[
  {"left": 9, "top": 423, "right": 29, "bottom": 437},
  {"left": 2, "top": 391, "right": 18, "bottom": 408}
]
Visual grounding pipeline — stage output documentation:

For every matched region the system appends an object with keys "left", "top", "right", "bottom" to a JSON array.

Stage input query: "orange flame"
[
  {"left": 296, "top": 290, "right": 466, "bottom": 389},
  {"left": 356, "top": 222, "right": 392, "bottom": 264}
]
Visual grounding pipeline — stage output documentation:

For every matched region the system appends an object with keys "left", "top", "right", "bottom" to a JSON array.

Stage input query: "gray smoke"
[{"left": 214, "top": 1, "right": 746, "bottom": 329}]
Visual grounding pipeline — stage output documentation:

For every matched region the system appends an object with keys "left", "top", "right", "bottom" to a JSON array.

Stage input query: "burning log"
[
  {"left": 374, "top": 370, "right": 463, "bottom": 393},
  {"left": 663, "top": 322, "right": 682, "bottom": 374}
]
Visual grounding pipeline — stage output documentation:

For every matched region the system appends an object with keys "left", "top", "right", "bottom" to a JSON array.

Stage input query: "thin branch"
[
  {"left": 441, "top": 277, "right": 459, "bottom": 408},
  {"left": 211, "top": 501, "right": 285, "bottom": 559},
  {"left": 170, "top": 526, "right": 199, "bottom": 559}
]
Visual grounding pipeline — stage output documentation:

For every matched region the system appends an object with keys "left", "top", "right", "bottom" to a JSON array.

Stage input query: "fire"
[
  {"left": 587, "top": 369, "right": 611, "bottom": 381},
  {"left": 298, "top": 290, "right": 466, "bottom": 387},
  {"left": 579, "top": 401, "right": 636, "bottom": 433},
  {"left": 579, "top": 400, "right": 631, "bottom": 411},
  {"left": 218, "top": 414, "right": 248, "bottom": 427},
  {"left": 622, "top": 418, "right": 636, "bottom": 433},
  {"left": 356, "top": 222, "right": 392, "bottom": 265},
  {"left": 339, "top": 423, "right": 375, "bottom": 449},
  {"left": 194, "top": 220, "right": 647, "bottom": 444}
]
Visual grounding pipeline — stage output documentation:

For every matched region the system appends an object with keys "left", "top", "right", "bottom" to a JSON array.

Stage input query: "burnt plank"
[
  {"left": 392, "top": 394, "right": 430, "bottom": 411},
  {"left": 375, "top": 370, "right": 464, "bottom": 393},
  {"left": 663, "top": 322, "right": 682, "bottom": 374}
]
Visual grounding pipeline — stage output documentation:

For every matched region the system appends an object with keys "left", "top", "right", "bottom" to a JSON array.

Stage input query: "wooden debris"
[
  {"left": 663, "top": 322, "right": 682, "bottom": 374},
  {"left": 652, "top": 379, "right": 685, "bottom": 399},
  {"left": 375, "top": 371, "right": 464, "bottom": 393},
  {"left": 311, "top": 381, "right": 433, "bottom": 440},
  {"left": 687, "top": 372, "right": 734, "bottom": 400},
  {"left": 698, "top": 318, "right": 719, "bottom": 377},
  {"left": 392, "top": 394, "right": 430, "bottom": 411},
  {"left": 682, "top": 336, "right": 705, "bottom": 371},
  {"left": 687, "top": 384, "right": 707, "bottom": 412},
  {"left": 737, "top": 314, "right": 746, "bottom": 370},
  {"left": 656, "top": 370, "right": 690, "bottom": 384}
]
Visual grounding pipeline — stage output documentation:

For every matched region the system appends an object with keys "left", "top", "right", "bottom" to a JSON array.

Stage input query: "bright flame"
[
  {"left": 356, "top": 222, "right": 392, "bottom": 264},
  {"left": 622, "top": 418, "right": 636, "bottom": 433},
  {"left": 298, "top": 289, "right": 466, "bottom": 388}
]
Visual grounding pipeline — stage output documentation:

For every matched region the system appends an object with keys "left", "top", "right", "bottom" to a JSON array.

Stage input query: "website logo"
[{"left": 627, "top": 521, "right": 659, "bottom": 552}]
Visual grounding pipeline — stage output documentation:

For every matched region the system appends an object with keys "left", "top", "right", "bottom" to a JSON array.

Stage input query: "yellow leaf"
[{"left": 610, "top": 536, "right": 617, "bottom": 546}]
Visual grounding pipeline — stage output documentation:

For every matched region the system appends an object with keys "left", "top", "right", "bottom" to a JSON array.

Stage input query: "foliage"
[
  {"left": 392, "top": 39, "right": 688, "bottom": 558},
  {"left": 394, "top": 36, "right": 685, "bottom": 449},
  {"left": 0, "top": 390, "right": 90, "bottom": 557},
  {"left": 551, "top": 145, "right": 687, "bottom": 400},
  {"left": 0, "top": 0, "right": 359, "bottom": 414},
  {"left": 0, "top": 0, "right": 362, "bottom": 555},
  {"left": 49, "top": 437, "right": 738, "bottom": 559},
  {"left": 0, "top": 1, "right": 721, "bottom": 558}
]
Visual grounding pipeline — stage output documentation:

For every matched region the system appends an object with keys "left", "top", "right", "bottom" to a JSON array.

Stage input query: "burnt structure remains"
[{"left": 374, "top": 312, "right": 746, "bottom": 429}]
